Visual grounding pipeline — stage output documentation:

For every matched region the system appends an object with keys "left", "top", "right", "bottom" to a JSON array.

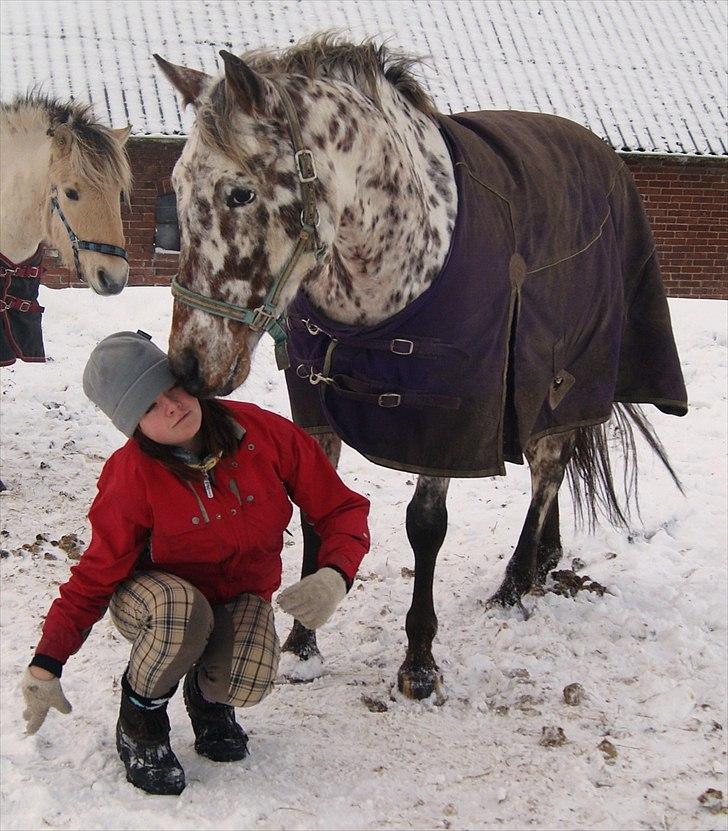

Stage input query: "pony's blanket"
[
  {"left": 1, "top": 249, "right": 46, "bottom": 367},
  {"left": 285, "top": 111, "right": 688, "bottom": 477}
]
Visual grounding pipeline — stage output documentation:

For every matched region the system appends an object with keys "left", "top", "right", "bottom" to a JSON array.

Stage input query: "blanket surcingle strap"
[
  {"left": 284, "top": 110, "right": 688, "bottom": 478},
  {"left": 1, "top": 248, "right": 47, "bottom": 367}
]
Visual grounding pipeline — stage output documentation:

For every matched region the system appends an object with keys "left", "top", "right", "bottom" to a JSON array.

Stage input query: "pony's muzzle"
[{"left": 94, "top": 263, "right": 128, "bottom": 295}]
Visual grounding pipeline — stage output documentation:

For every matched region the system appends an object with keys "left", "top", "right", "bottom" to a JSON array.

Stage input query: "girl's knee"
[
  {"left": 111, "top": 571, "right": 214, "bottom": 644},
  {"left": 226, "top": 639, "right": 281, "bottom": 707}
]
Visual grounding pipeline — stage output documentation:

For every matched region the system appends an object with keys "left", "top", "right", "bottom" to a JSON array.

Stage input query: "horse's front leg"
[
  {"left": 281, "top": 431, "right": 342, "bottom": 663},
  {"left": 398, "top": 475, "right": 450, "bottom": 700},
  {"left": 489, "top": 431, "right": 576, "bottom": 607}
]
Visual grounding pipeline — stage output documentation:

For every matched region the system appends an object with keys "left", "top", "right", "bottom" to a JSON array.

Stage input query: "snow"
[
  {"left": 1, "top": 287, "right": 726, "bottom": 830},
  {"left": 1, "top": 0, "right": 726, "bottom": 155}
]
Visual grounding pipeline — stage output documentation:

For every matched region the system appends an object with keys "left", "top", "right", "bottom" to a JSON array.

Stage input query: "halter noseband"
[
  {"left": 170, "top": 82, "right": 327, "bottom": 371},
  {"left": 50, "top": 187, "right": 128, "bottom": 282}
]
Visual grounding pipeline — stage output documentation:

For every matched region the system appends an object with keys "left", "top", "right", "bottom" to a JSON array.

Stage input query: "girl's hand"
[
  {"left": 21, "top": 667, "right": 72, "bottom": 734},
  {"left": 277, "top": 567, "right": 347, "bottom": 629}
]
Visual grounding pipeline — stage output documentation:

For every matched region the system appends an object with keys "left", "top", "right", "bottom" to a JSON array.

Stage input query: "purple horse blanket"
[{"left": 284, "top": 110, "right": 688, "bottom": 477}]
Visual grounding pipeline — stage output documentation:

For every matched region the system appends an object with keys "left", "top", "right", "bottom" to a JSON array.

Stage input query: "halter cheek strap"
[
  {"left": 50, "top": 188, "right": 128, "bottom": 282},
  {"left": 170, "top": 81, "right": 327, "bottom": 372}
]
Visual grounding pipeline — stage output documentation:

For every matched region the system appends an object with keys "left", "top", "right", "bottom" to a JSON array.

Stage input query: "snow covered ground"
[{"left": 1, "top": 287, "right": 726, "bottom": 830}]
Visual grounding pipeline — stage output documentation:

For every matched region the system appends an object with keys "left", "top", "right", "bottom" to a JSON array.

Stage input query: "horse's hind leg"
[
  {"left": 281, "top": 431, "right": 342, "bottom": 663},
  {"left": 535, "top": 499, "right": 563, "bottom": 585},
  {"left": 398, "top": 475, "right": 450, "bottom": 700},
  {"left": 489, "top": 431, "right": 575, "bottom": 607}
]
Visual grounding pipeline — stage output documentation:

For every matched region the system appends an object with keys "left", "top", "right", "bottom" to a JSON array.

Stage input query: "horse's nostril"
[
  {"left": 96, "top": 267, "right": 125, "bottom": 295},
  {"left": 176, "top": 349, "right": 201, "bottom": 391}
]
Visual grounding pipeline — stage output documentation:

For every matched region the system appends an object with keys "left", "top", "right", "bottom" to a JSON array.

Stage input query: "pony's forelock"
[{"left": 2, "top": 91, "right": 132, "bottom": 199}]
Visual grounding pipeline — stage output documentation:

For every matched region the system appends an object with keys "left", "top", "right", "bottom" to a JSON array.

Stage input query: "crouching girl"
[{"left": 21, "top": 330, "right": 370, "bottom": 795}]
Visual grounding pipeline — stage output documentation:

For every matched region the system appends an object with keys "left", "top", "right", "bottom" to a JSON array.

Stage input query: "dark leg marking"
[
  {"left": 398, "top": 475, "right": 450, "bottom": 701},
  {"left": 489, "top": 432, "right": 576, "bottom": 609}
]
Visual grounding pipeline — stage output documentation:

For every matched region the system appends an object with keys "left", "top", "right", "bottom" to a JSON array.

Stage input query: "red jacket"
[{"left": 36, "top": 402, "right": 370, "bottom": 667}]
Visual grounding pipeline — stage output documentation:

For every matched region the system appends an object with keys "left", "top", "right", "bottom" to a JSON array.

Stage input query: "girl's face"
[{"left": 137, "top": 386, "right": 202, "bottom": 450}]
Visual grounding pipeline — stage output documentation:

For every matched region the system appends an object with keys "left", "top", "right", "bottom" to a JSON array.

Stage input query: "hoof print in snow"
[
  {"left": 539, "top": 725, "right": 567, "bottom": 747},
  {"left": 598, "top": 738, "right": 618, "bottom": 761},
  {"left": 400, "top": 566, "right": 415, "bottom": 579},
  {"left": 361, "top": 694, "right": 388, "bottom": 713},
  {"left": 698, "top": 788, "right": 727, "bottom": 814},
  {"left": 571, "top": 557, "right": 587, "bottom": 571},
  {"left": 563, "top": 682, "right": 586, "bottom": 705}
]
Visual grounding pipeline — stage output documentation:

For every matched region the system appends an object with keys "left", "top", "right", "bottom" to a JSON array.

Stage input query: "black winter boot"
[
  {"left": 116, "top": 678, "right": 185, "bottom": 795},
  {"left": 183, "top": 669, "right": 249, "bottom": 762}
]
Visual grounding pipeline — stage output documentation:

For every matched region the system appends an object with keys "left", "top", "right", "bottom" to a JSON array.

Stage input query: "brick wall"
[
  {"left": 624, "top": 155, "right": 727, "bottom": 299},
  {"left": 42, "top": 138, "right": 727, "bottom": 299}
]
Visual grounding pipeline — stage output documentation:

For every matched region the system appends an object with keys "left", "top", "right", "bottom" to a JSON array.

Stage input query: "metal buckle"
[
  {"left": 18, "top": 300, "right": 32, "bottom": 312},
  {"left": 294, "top": 149, "right": 317, "bottom": 183},
  {"left": 0, "top": 300, "right": 9, "bottom": 313},
  {"left": 249, "top": 305, "right": 276, "bottom": 332},
  {"left": 390, "top": 339, "right": 414, "bottom": 356},
  {"left": 299, "top": 208, "right": 321, "bottom": 229},
  {"left": 378, "top": 393, "right": 401, "bottom": 408},
  {"left": 295, "top": 364, "right": 331, "bottom": 386},
  {"left": 302, "top": 318, "right": 322, "bottom": 336}
]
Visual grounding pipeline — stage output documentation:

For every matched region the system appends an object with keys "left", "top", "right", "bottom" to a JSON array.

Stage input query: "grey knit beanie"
[{"left": 82, "top": 330, "right": 177, "bottom": 436}]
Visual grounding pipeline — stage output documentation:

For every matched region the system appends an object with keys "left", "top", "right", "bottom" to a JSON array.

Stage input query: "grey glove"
[
  {"left": 277, "top": 567, "right": 347, "bottom": 629},
  {"left": 21, "top": 667, "right": 72, "bottom": 735}
]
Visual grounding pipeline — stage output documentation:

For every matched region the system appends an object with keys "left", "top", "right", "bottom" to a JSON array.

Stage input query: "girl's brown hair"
[{"left": 133, "top": 398, "right": 240, "bottom": 481}]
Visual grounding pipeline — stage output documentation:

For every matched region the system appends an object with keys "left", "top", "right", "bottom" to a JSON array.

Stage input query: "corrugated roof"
[{"left": 1, "top": 0, "right": 725, "bottom": 155}]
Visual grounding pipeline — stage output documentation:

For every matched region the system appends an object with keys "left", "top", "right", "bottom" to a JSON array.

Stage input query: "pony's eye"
[
  {"left": 227, "top": 188, "right": 256, "bottom": 207},
  {"left": 64, "top": 188, "right": 79, "bottom": 201}
]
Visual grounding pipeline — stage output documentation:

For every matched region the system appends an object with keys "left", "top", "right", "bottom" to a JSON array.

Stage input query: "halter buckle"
[
  {"left": 295, "top": 149, "right": 318, "bottom": 183},
  {"left": 249, "top": 305, "right": 277, "bottom": 332},
  {"left": 0, "top": 300, "right": 9, "bottom": 313}
]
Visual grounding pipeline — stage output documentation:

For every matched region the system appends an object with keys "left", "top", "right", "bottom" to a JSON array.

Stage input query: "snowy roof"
[{"left": 1, "top": 0, "right": 725, "bottom": 156}]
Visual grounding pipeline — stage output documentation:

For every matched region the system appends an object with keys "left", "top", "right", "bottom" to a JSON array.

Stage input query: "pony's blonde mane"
[
  {"left": 1, "top": 92, "right": 132, "bottom": 199},
  {"left": 196, "top": 33, "right": 435, "bottom": 169}
]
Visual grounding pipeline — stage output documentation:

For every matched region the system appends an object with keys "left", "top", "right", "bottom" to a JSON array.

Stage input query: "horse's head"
[
  {"left": 155, "top": 51, "right": 335, "bottom": 396},
  {"left": 45, "top": 113, "right": 132, "bottom": 295}
]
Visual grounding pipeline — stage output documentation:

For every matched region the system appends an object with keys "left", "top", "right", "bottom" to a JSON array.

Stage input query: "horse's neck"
[
  {"left": 0, "top": 111, "right": 51, "bottom": 261},
  {"left": 303, "top": 83, "right": 457, "bottom": 326}
]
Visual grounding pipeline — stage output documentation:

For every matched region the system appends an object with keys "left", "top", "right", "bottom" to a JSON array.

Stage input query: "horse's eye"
[
  {"left": 227, "top": 188, "right": 256, "bottom": 207},
  {"left": 64, "top": 188, "right": 79, "bottom": 201}
]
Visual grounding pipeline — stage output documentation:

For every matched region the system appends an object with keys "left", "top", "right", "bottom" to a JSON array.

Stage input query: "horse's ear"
[
  {"left": 154, "top": 54, "right": 210, "bottom": 108},
  {"left": 49, "top": 123, "right": 73, "bottom": 159},
  {"left": 219, "top": 50, "right": 271, "bottom": 116},
  {"left": 110, "top": 125, "right": 132, "bottom": 145}
]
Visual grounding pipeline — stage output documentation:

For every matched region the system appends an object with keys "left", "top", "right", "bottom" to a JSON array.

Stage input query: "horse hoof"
[
  {"left": 486, "top": 586, "right": 531, "bottom": 619},
  {"left": 281, "top": 621, "right": 320, "bottom": 661},
  {"left": 397, "top": 665, "right": 445, "bottom": 702}
]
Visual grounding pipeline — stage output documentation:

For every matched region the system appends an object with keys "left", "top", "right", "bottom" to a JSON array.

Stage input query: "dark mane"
[
  {"left": 195, "top": 33, "right": 436, "bottom": 168},
  {"left": 245, "top": 32, "right": 436, "bottom": 115},
  {"left": 2, "top": 91, "right": 132, "bottom": 195}
]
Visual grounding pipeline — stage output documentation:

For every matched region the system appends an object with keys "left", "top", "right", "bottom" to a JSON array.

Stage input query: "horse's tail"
[{"left": 565, "top": 403, "right": 683, "bottom": 531}]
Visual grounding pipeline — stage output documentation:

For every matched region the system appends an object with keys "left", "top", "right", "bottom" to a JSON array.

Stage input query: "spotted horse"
[{"left": 154, "top": 35, "right": 687, "bottom": 700}]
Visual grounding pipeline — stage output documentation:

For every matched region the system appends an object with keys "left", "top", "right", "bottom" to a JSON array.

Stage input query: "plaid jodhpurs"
[{"left": 109, "top": 571, "right": 281, "bottom": 706}]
